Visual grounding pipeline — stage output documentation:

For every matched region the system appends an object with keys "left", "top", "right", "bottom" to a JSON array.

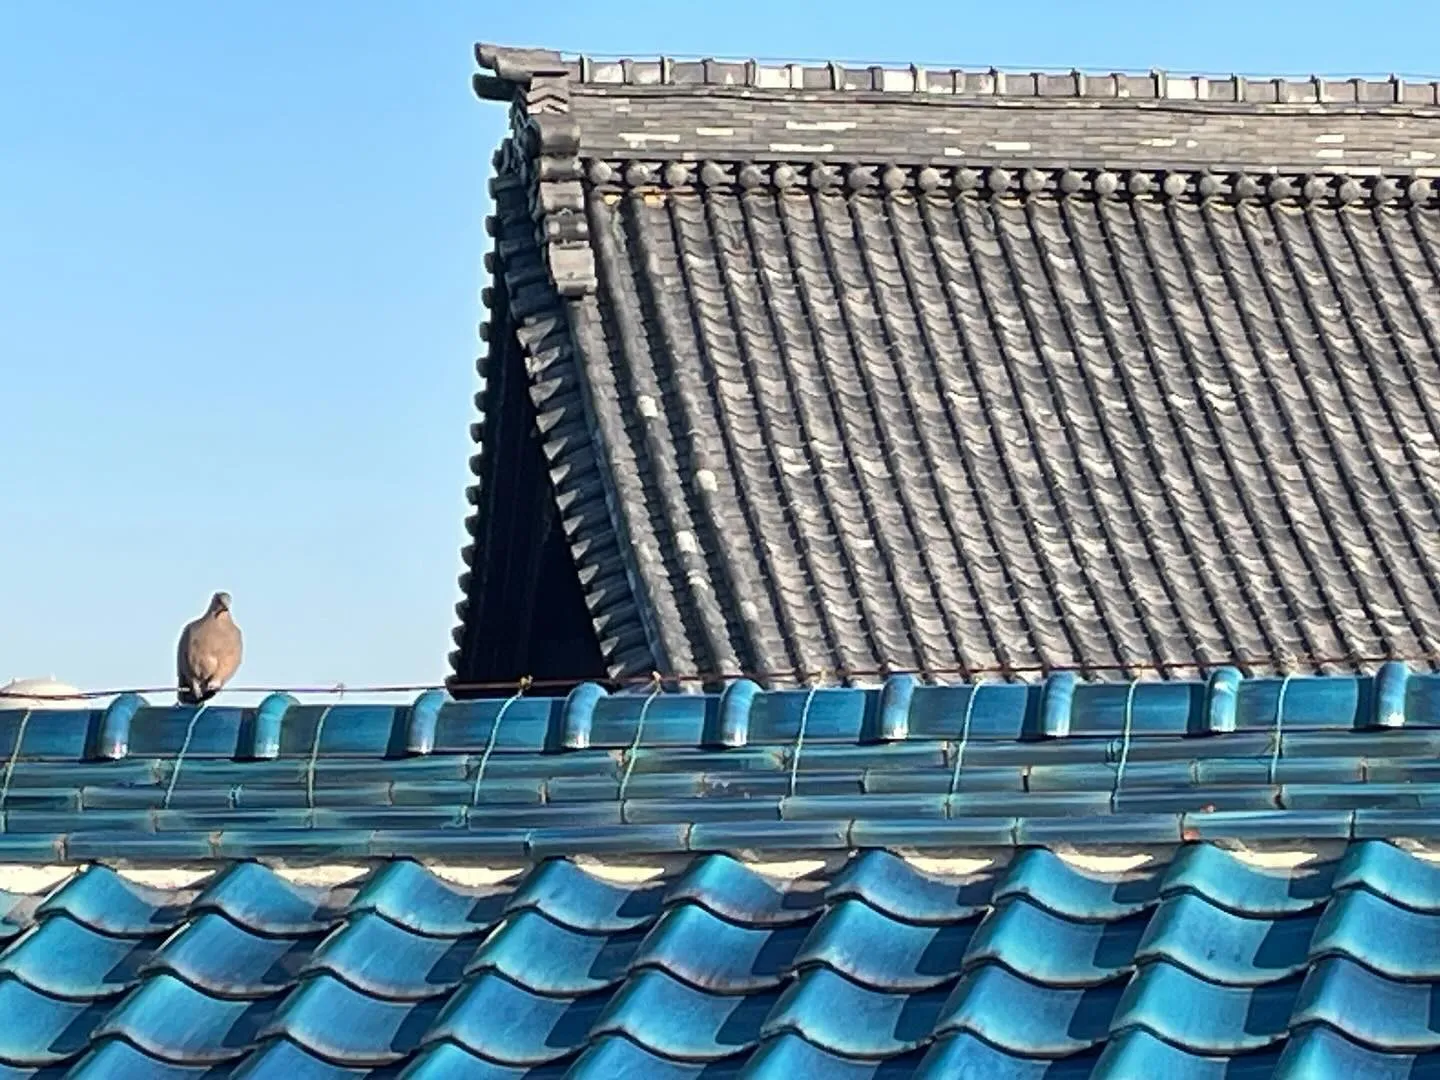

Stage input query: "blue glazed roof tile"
[
  {"left": 568, "top": 1034, "right": 744, "bottom": 1078},
  {"left": 301, "top": 913, "right": 470, "bottom": 1000},
  {"left": 1290, "top": 955, "right": 1440, "bottom": 1051},
  {"left": 629, "top": 902, "right": 808, "bottom": 992},
  {"left": 229, "top": 1041, "right": 393, "bottom": 1079},
  {"left": 825, "top": 848, "right": 991, "bottom": 922},
  {"left": 935, "top": 963, "right": 1122, "bottom": 1056},
  {"left": 1308, "top": 887, "right": 1440, "bottom": 978},
  {"left": 92, "top": 973, "right": 275, "bottom": 1063},
  {"left": 257, "top": 976, "right": 445, "bottom": 1066},
  {"left": 1109, "top": 961, "right": 1298, "bottom": 1053},
  {"left": 915, "top": 1031, "right": 1101, "bottom": 1078},
  {"left": 347, "top": 860, "right": 506, "bottom": 936},
  {"left": 0, "top": 1065, "right": 68, "bottom": 1080},
  {"left": 8, "top": 844, "right": 1440, "bottom": 1070},
  {"left": 590, "top": 969, "right": 776, "bottom": 1059},
  {"left": 791, "top": 899, "right": 975, "bottom": 991},
  {"left": 423, "top": 973, "right": 610, "bottom": 1065},
  {"left": 149, "top": 912, "right": 315, "bottom": 997},
  {"left": 1272, "top": 1024, "right": 1440, "bottom": 1080},
  {"left": 14, "top": 678, "right": 1440, "bottom": 1070},
  {"left": 18, "top": 673, "right": 1440, "bottom": 867},
  {"left": 192, "top": 861, "right": 345, "bottom": 935},
  {"left": 762, "top": 968, "right": 948, "bottom": 1057},
  {"left": 67, "top": 1038, "right": 222, "bottom": 1079},
  {"left": 504, "top": 856, "right": 663, "bottom": 930},
  {"left": 0, "top": 976, "right": 110, "bottom": 1066},
  {"left": 1331, "top": 836, "right": 1440, "bottom": 910},
  {"left": 666, "top": 854, "right": 825, "bottom": 925},
  {"left": 399, "top": 1040, "right": 563, "bottom": 1078},
  {"left": 0, "top": 914, "right": 148, "bottom": 1002},
  {"left": 34, "top": 866, "right": 186, "bottom": 936},
  {"left": 1159, "top": 840, "right": 1334, "bottom": 915},
  {"left": 1092, "top": 1028, "right": 1280, "bottom": 1079},
  {"left": 1132, "top": 894, "right": 1316, "bottom": 984},
  {"left": 465, "top": 909, "right": 644, "bottom": 995},
  {"left": 962, "top": 898, "right": 1147, "bottom": 986}
]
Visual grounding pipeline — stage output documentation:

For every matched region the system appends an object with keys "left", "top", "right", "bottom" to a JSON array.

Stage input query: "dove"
[{"left": 177, "top": 592, "right": 243, "bottom": 705}]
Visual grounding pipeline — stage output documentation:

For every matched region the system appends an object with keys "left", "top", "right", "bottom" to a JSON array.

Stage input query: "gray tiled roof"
[{"left": 455, "top": 43, "right": 1440, "bottom": 687}]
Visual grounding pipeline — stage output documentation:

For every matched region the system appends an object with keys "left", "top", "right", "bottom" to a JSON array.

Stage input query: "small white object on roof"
[{"left": 0, "top": 677, "right": 84, "bottom": 710}]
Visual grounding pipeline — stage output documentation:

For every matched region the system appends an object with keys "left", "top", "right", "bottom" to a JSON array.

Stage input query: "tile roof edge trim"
[
  {"left": 450, "top": 135, "right": 656, "bottom": 680},
  {"left": 474, "top": 41, "right": 1440, "bottom": 107},
  {"left": 2, "top": 664, "right": 1428, "bottom": 761},
  {"left": 0, "top": 844, "right": 1422, "bottom": 887},
  {"left": 580, "top": 159, "right": 1440, "bottom": 205},
  {"left": 9, "top": 814, "right": 1440, "bottom": 863}
]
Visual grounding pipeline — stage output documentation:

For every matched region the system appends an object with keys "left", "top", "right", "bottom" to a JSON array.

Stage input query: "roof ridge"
[
  {"left": 6, "top": 666, "right": 1425, "bottom": 759},
  {"left": 581, "top": 161, "right": 1440, "bottom": 206},
  {"left": 476, "top": 42, "right": 1440, "bottom": 107}
]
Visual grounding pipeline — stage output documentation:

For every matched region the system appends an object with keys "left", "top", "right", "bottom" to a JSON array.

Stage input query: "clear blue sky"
[{"left": 3, "top": 2, "right": 1436, "bottom": 703}]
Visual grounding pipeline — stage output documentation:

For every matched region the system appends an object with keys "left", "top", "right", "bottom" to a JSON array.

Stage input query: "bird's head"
[{"left": 209, "top": 591, "right": 233, "bottom": 615}]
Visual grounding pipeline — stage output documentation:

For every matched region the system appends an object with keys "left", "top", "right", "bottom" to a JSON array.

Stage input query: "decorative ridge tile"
[
  {"left": 476, "top": 42, "right": 1440, "bottom": 109},
  {"left": 8, "top": 673, "right": 1440, "bottom": 776}
]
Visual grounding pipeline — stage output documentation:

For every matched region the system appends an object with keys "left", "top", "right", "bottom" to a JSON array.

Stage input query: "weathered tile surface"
[{"left": 456, "top": 45, "right": 1440, "bottom": 686}]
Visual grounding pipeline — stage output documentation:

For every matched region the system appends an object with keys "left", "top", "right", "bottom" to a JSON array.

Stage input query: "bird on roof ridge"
[{"left": 177, "top": 591, "right": 243, "bottom": 705}]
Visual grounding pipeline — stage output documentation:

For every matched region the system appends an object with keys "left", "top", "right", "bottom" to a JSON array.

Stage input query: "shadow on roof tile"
[
  {"left": 961, "top": 896, "right": 1147, "bottom": 986},
  {"left": 93, "top": 972, "right": 277, "bottom": 1063},
  {"left": 761, "top": 967, "right": 949, "bottom": 1057},
  {"left": 1291, "top": 955, "right": 1440, "bottom": 1051},
  {"left": 35, "top": 866, "right": 188, "bottom": 937},
  {"left": 65, "top": 1037, "right": 228, "bottom": 1079},
  {"left": 0, "top": 913, "right": 154, "bottom": 999},
  {"left": 1111, "top": 960, "right": 1299, "bottom": 1053},
  {"left": 192, "top": 862, "right": 346, "bottom": 936},
  {"left": 662, "top": 854, "right": 825, "bottom": 926},
  {"left": 793, "top": 898, "right": 978, "bottom": 990},
  {"left": 934, "top": 963, "right": 1123, "bottom": 1055},
  {"left": 0, "top": 975, "right": 110, "bottom": 1066},
  {"left": 915, "top": 1030, "right": 1101, "bottom": 1078},
  {"left": 144, "top": 912, "right": 317, "bottom": 997},
  {"left": 1094, "top": 1028, "right": 1281, "bottom": 1079},
  {"left": 993, "top": 846, "right": 1158, "bottom": 920},
  {"left": 464, "top": 909, "right": 646, "bottom": 995},
  {"left": 303, "top": 911, "right": 478, "bottom": 1000},
  {"left": 424, "top": 972, "right": 613, "bottom": 1065},
  {"left": 630, "top": 902, "right": 808, "bottom": 992},
  {"left": 348, "top": 861, "right": 511, "bottom": 937},
  {"left": 1332, "top": 840, "right": 1440, "bottom": 913},
  {"left": 591, "top": 969, "right": 777, "bottom": 1060},
  {"left": 1134, "top": 893, "right": 1317, "bottom": 985},
  {"left": 1159, "top": 842, "right": 1335, "bottom": 916},
  {"left": 825, "top": 849, "right": 996, "bottom": 924},
  {"left": 504, "top": 857, "right": 664, "bottom": 931}
]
